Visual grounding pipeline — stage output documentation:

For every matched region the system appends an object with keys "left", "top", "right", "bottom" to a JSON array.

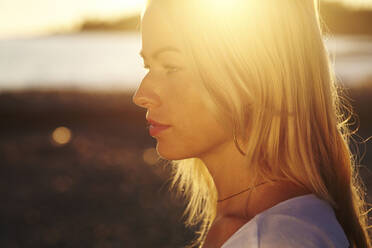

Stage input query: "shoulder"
[
  {"left": 255, "top": 212, "right": 349, "bottom": 248},
  {"left": 222, "top": 194, "right": 350, "bottom": 248}
]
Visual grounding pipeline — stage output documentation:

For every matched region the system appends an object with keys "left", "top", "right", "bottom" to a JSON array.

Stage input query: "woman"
[{"left": 132, "top": 0, "right": 371, "bottom": 247}]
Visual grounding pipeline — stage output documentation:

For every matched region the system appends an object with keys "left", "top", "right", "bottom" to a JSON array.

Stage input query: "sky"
[
  {"left": 0, "top": 0, "right": 371, "bottom": 39},
  {"left": 0, "top": 0, "right": 146, "bottom": 39}
]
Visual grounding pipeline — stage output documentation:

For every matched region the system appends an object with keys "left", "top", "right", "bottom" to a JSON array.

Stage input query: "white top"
[{"left": 221, "top": 194, "right": 350, "bottom": 248}]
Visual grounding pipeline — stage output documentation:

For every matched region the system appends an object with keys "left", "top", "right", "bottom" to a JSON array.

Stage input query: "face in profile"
[{"left": 132, "top": 3, "right": 232, "bottom": 161}]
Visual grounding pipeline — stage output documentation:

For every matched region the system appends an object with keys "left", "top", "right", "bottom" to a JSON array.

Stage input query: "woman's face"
[{"left": 132, "top": 3, "right": 231, "bottom": 160}]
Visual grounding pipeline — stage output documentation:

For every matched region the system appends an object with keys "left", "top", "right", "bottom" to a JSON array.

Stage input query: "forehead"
[{"left": 140, "top": 3, "right": 185, "bottom": 58}]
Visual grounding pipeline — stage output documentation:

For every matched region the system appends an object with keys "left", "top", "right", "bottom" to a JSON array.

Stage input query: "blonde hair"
[{"left": 141, "top": 0, "right": 371, "bottom": 247}]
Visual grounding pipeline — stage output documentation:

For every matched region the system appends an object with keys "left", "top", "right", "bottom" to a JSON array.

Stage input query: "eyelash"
[{"left": 143, "top": 64, "right": 180, "bottom": 74}]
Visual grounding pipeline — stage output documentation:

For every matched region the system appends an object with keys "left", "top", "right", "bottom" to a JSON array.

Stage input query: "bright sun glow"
[{"left": 205, "top": 0, "right": 242, "bottom": 12}]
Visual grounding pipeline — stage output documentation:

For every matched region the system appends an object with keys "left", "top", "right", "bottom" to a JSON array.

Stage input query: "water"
[
  {"left": 0, "top": 32, "right": 146, "bottom": 92},
  {"left": 0, "top": 32, "right": 371, "bottom": 92},
  {"left": 324, "top": 35, "right": 372, "bottom": 84}
]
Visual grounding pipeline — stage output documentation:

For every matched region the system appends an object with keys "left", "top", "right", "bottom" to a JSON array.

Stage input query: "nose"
[{"left": 132, "top": 76, "right": 160, "bottom": 109}]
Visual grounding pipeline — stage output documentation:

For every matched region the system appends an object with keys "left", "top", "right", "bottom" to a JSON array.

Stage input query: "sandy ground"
[{"left": 0, "top": 87, "right": 371, "bottom": 247}]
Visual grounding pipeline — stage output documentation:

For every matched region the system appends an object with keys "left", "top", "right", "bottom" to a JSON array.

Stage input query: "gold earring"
[{"left": 233, "top": 128, "right": 247, "bottom": 156}]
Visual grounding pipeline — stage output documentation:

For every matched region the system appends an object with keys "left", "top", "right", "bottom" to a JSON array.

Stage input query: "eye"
[
  {"left": 164, "top": 65, "right": 180, "bottom": 74},
  {"left": 142, "top": 63, "right": 181, "bottom": 75}
]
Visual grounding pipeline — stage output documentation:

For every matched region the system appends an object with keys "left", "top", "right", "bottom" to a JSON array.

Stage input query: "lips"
[
  {"left": 146, "top": 118, "right": 171, "bottom": 136},
  {"left": 146, "top": 118, "right": 170, "bottom": 127}
]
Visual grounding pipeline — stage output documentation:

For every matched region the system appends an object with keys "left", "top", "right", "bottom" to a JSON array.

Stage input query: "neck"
[{"left": 198, "top": 139, "right": 259, "bottom": 219}]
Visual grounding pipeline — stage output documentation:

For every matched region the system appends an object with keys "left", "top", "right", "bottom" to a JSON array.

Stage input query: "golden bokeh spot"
[
  {"left": 142, "top": 147, "right": 158, "bottom": 165},
  {"left": 52, "top": 126, "right": 72, "bottom": 145}
]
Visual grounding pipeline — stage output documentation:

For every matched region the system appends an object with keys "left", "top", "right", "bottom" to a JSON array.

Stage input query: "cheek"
[
  {"left": 156, "top": 127, "right": 226, "bottom": 160},
  {"left": 155, "top": 73, "right": 229, "bottom": 159},
  {"left": 156, "top": 106, "right": 229, "bottom": 160}
]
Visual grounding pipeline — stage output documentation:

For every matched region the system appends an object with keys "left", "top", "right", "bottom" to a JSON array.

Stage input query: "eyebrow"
[{"left": 139, "top": 46, "right": 181, "bottom": 60}]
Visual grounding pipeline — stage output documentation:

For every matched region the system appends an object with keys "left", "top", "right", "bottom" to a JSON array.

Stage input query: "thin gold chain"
[{"left": 217, "top": 181, "right": 273, "bottom": 203}]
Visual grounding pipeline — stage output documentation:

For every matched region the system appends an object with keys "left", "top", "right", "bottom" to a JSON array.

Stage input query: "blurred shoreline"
[
  {"left": 1, "top": 32, "right": 371, "bottom": 93},
  {"left": 73, "top": 1, "right": 372, "bottom": 35}
]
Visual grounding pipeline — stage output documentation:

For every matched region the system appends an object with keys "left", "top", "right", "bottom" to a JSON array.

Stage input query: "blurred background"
[{"left": 0, "top": 0, "right": 372, "bottom": 247}]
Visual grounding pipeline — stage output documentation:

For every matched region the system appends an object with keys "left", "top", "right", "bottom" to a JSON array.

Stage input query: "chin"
[{"left": 156, "top": 143, "right": 194, "bottom": 161}]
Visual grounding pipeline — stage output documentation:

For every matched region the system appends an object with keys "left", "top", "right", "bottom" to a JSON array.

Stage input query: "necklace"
[{"left": 217, "top": 181, "right": 271, "bottom": 203}]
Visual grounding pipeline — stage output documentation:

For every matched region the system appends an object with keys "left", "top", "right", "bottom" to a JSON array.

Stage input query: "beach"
[{"left": 0, "top": 85, "right": 371, "bottom": 247}]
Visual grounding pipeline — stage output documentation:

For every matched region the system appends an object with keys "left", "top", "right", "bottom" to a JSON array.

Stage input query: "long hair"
[{"left": 141, "top": 0, "right": 371, "bottom": 247}]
